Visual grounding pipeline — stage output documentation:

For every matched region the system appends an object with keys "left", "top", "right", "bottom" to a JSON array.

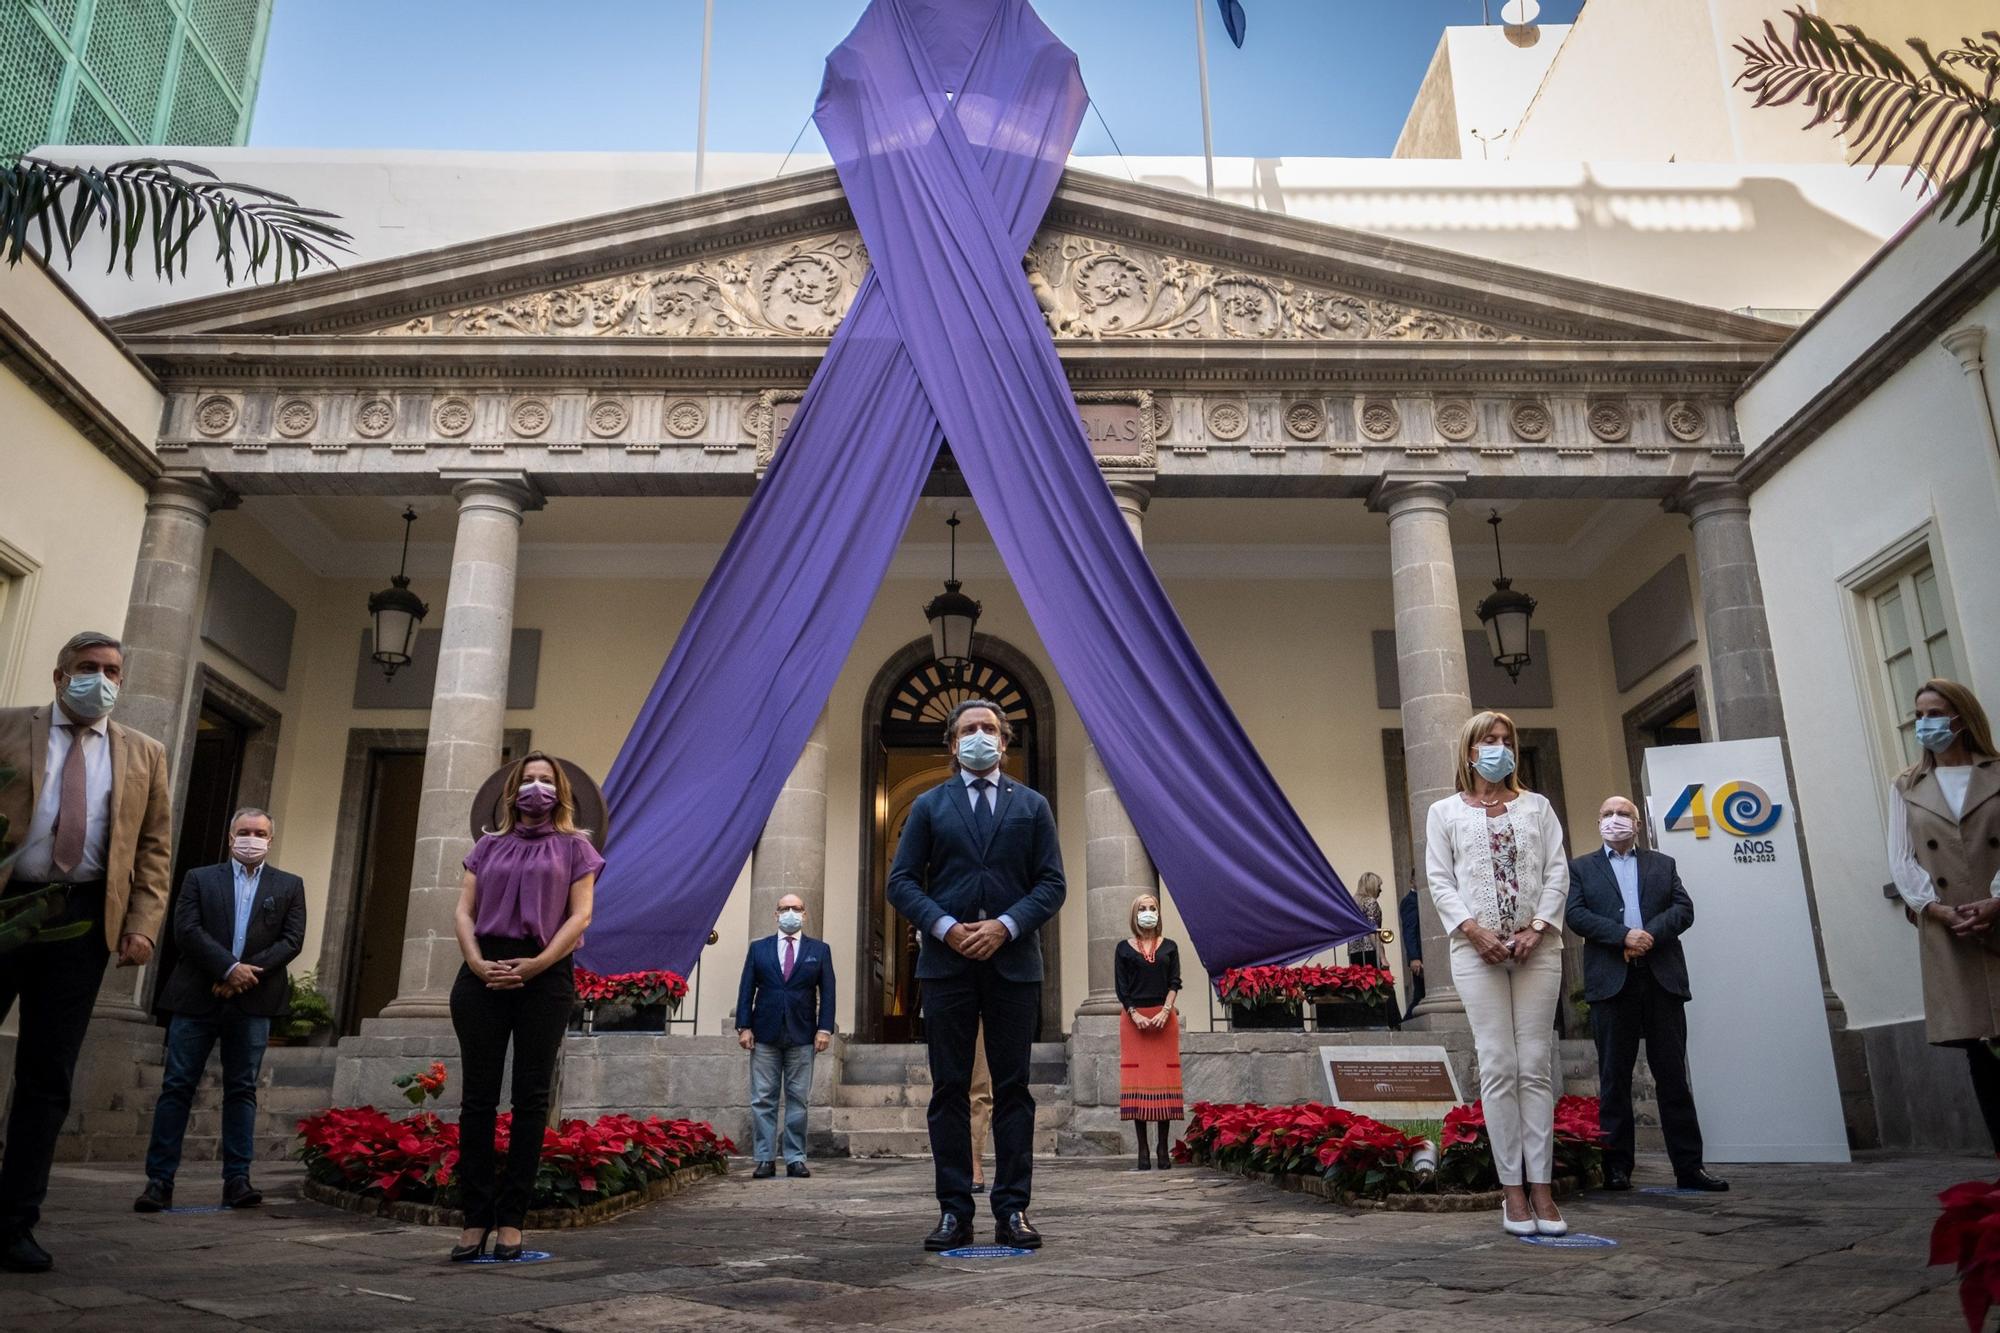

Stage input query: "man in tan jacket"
[{"left": 0, "top": 631, "right": 171, "bottom": 1273}]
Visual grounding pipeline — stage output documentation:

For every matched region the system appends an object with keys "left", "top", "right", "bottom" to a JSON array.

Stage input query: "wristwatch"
[{"left": 1530, "top": 919, "right": 1550, "bottom": 934}]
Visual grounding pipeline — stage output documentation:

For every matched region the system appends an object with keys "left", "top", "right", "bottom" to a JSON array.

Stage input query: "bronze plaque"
[
  {"left": 1078, "top": 401, "right": 1145, "bottom": 457},
  {"left": 1327, "top": 1058, "right": 1459, "bottom": 1103}
]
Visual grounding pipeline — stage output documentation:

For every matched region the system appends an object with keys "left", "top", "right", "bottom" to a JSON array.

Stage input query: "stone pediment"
[{"left": 375, "top": 227, "right": 1518, "bottom": 344}]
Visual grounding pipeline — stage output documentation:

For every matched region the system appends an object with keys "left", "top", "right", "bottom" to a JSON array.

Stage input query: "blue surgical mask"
[
  {"left": 61, "top": 670, "right": 119, "bottom": 720},
  {"left": 1472, "top": 743, "right": 1516, "bottom": 782},
  {"left": 777, "top": 909, "right": 804, "bottom": 934},
  {"left": 957, "top": 731, "right": 1001, "bottom": 772},
  {"left": 1916, "top": 716, "right": 1958, "bottom": 754}
]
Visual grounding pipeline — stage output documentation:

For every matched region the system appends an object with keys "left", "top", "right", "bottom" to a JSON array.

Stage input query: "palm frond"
[
  {"left": 0, "top": 156, "right": 352, "bottom": 284},
  {"left": 1736, "top": 10, "right": 2000, "bottom": 247}
]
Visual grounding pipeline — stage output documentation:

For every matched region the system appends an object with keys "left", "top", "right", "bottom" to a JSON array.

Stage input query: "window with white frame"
[{"left": 1869, "top": 558, "right": 1958, "bottom": 766}]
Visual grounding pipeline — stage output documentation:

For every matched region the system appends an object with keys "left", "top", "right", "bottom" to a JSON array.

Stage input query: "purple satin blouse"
[{"left": 464, "top": 822, "right": 604, "bottom": 948}]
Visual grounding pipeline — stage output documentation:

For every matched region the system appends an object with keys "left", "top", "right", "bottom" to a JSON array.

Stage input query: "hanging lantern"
[
  {"left": 924, "top": 511, "right": 981, "bottom": 670},
  {"left": 1474, "top": 508, "right": 1537, "bottom": 682},
  {"left": 368, "top": 506, "right": 429, "bottom": 680}
]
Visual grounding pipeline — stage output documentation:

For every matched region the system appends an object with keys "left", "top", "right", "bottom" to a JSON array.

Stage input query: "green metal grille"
[
  {"left": 0, "top": 7, "right": 68, "bottom": 154},
  {"left": 64, "top": 86, "right": 126, "bottom": 145},
  {"left": 165, "top": 36, "right": 233, "bottom": 143},
  {"left": 189, "top": 0, "right": 257, "bottom": 92},
  {"left": 83, "top": 0, "right": 177, "bottom": 132},
  {"left": 32, "top": 0, "right": 81, "bottom": 43}
]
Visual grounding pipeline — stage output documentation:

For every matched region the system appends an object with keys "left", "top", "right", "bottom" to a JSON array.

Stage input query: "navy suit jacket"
[
  {"left": 1397, "top": 889, "right": 1422, "bottom": 964},
  {"left": 885, "top": 774, "right": 1066, "bottom": 985},
  {"left": 157, "top": 861, "right": 307, "bottom": 1018},
  {"left": 1565, "top": 846, "right": 1695, "bottom": 1003},
  {"left": 736, "top": 933, "right": 835, "bottom": 1048}
]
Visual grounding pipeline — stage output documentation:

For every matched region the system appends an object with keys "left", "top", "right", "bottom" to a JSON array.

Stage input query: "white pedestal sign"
[{"left": 1642, "top": 737, "right": 1849, "bottom": 1163}]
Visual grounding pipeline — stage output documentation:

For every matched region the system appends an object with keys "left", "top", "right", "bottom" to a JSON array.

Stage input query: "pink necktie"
[
  {"left": 782, "top": 936, "right": 795, "bottom": 980},
  {"left": 51, "top": 725, "right": 88, "bottom": 877}
]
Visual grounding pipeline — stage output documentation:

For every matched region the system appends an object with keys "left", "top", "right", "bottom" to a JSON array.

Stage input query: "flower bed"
[
  {"left": 573, "top": 968, "right": 689, "bottom": 1008},
  {"left": 1175, "top": 1096, "right": 1604, "bottom": 1206},
  {"left": 1932, "top": 1177, "right": 2000, "bottom": 1329},
  {"left": 1214, "top": 963, "right": 1398, "bottom": 1010},
  {"left": 295, "top": 1065, "right": 733, "bottom": 1227}
]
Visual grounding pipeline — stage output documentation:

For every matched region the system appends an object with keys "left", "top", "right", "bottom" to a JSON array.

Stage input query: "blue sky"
[{"left": 250, "top": 0, "right": 1586, "bottom": 159}]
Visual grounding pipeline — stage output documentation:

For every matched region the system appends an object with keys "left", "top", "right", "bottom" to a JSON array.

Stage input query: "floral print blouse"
[{"left": 1486, "top": 813, "right": 1522, "bottom": 935}]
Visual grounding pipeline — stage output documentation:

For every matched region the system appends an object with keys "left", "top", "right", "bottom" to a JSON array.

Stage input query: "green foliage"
[
  {"left": 282, "top": 969, "right": 335, "bottom": 1040},
  {"left": 0, "top": 156, "right": 351, "bottom": 283},
  {"left": 1736, "top": 9, "right": 2000, "bottom": 248}
]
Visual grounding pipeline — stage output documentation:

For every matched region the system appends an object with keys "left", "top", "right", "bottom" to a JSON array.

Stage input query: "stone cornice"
[{"left": 0, "top": 297, "right": 162, "bottom": 487}]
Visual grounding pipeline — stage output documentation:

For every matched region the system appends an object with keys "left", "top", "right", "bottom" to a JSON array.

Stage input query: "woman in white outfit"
[{"left": 1426, "top": 709, "right": 1571, "bottom": 1237}]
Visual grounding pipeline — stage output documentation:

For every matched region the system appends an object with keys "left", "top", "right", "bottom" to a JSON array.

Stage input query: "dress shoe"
[
  {"left": 0, "top": 1230, "right": 53, "bottom": 1273},
  {"left": 995, "top": 1210, "right": 1043, "bottom": 1249},
  {"left": 222, "top": 1176, "right": 263, "bottom": 1208},
  {"left": 1603, "top": 1166, "right": 1632, "bottom": 1191},
  {"left": 971, "top": 1180, "right": 986, "bottom": 1195},
  {"left": 1533, "top": 1208, "right": 1569, "bottom": 1237},
  {"left": 1500, "top": 1203, "right": 1537, "bottom": 1237},
  {"left": 492, "top": 1236, "right": 525, "bottom": 1262},
  {"left": 1133, "top": 1151, "right": 1151, "bottom": 1172},
  {"left": 751, "top": 1161, "right": 777, "bottom": 1179},
  {"left": 786, "top": 1162, "right": 811, "bottom": 1179},
  {"left": 923, "top": 1213, "right": 973, "bottom": 1251},
  {"left": 447, "top": 1228, "right": 492, "bottom": 1262},
  {"left": 1677, "top": 1168, "right": 1730, "bottom": 1192},
  {"left": 133, "top": 1179, "right": 174, "bottom": 1212},
  {"left": 1155, "top": 1149, "right": 1171, "bottom": 1170}
]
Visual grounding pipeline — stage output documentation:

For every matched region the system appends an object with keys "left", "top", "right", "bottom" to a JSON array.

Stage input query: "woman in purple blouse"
[{"left": 447, "top": 752, "right": 600, "bottom": 1261}]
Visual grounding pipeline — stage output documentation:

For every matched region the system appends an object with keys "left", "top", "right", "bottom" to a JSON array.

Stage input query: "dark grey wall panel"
[
  {"left": 1370, "top": 629, "right": 1553, "bottom": 711},
  {"left": 1608, "top": 556, "right": 1696, "bottom": 693},
  {"left": 353, "top": 628, "right": 542, "bottom": 710},
  {"left": 201, "top": 550, "right": 297, "bottom": 691}
]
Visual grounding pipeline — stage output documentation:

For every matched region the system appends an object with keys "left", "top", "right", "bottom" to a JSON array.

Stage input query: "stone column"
[
  {"left": 1370, "top": 477, "right": 1474, "bottom": 1024},
  {"left": 1078, "top": 479, "right": 1158, "bottom": 1020},
  {"left": 379, "top": 476, "right": 538, "bottom": 1023},
  {"left": 96, "top": 472, "right": 231, "bottom": 1023},
  {"left": 750, "top": 710, "right": 830, "bottom": 934},
  {"left": 1675, "top": 481, "right": 1787, "bottom": 744}
]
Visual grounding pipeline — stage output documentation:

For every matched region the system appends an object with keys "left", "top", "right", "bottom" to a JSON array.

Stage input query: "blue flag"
[{"left": 1216, "top": 0, "right": 1247, "bottom": 47}]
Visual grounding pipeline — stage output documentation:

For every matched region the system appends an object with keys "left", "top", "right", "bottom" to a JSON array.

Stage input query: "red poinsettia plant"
[
  {"left": 1931, "top": 1177, "right": 2000, "bottom": 1330},
  {"left": 390, "top": 1061, "right": 449, "bottom": 1106},
  {"left": 1174, "top": 1100, "right": 1429, "bottom": 1199},
  {"left": 1436, "top": 1095, "right": 1605, "bottom": 1191},
  {"left": 1214, "top": 963, "right": 1397, "bottom": 1010},
  {"left": 573, "top": 967, "right": 690, "bottom": 1009}
]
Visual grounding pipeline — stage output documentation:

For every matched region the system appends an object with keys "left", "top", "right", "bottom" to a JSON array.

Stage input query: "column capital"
[
  {"left": 1367, "top": 473, "right": 1464, "bottom": 517},
  {"left": 1942, "top": 324, "right": 1987, "bottom": 375},
  {"left": 1105, "top": 476, "right": 1153, "bottom": 510},
  {"left": 148, "top": 470, "right": 235, "bottom": 520},
  {"left": 441, "top": 471, "right": 544, "bottom": 518},
  {"left": 1667, "top": 477, "right": 1751, "bottom": 523}
]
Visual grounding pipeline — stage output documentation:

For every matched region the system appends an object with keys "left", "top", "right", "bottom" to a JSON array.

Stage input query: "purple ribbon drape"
[{"left": 582, "top": 0, "right": 1373, "bottom": 980}]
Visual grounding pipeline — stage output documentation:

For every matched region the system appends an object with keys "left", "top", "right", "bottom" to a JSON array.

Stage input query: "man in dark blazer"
[
  {"left": 1566, "top": 795, "right": 1726, "bottom": 1193},
  {"left": 133, "top": 807, "right": 305, "bottom": 1212},
  {"left": 736, "top": 892, "right": 836, "bottom": 1179},
  {"left": 888, "top": 698, "right": 1066, "bottom": 1252},
  {"left": 1397, "top": 876, "right": 1425, "bottom": 1020}
]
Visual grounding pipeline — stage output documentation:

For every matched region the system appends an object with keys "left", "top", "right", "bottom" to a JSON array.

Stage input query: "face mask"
[
  {"left": 61, "top": 670, "right": 119, "bottom": 720},
  {"left": 516, "top": 780, "right": 558, "bottom": 817},
  {"left": 957, "top": 731, "right": 1001, "bottom": 771},
  {"left": 1916, "top": 716, "right": 1958, "bottom": 753},
  {"left": 777, "top": 909, "right": 804, "bottom": 934},
  {"left": 231, "top": 835, "right": 270, "bottom": 866},
  {"left": 1136, "top": 909, "right": 1160, "bottom": 931},
  {"left": 1599, "top": 814, "right": 1636, "bottom": 844},
  {"left": 1472, "top": 743, "right": 1516, "bottom": 783}
]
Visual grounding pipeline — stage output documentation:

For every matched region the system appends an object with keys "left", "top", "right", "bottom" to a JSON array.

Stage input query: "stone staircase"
[
  {"left": 833, "top": 1041, "right": 1071, "bottom": 1158},
  {"left": 55, "top": 1041, "right": 338, "bottom": 1165}
]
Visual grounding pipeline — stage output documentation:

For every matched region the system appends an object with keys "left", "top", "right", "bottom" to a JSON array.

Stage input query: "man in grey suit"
[
  {"left": 1566, "top": 795, "right": 1726, "bottom": 1193},
  {"left": 134, "top": 807, "right": 306, "bottom": 1212},
  {"left": 888, "top": 698, "right": 1066, "bottom": 1252}
]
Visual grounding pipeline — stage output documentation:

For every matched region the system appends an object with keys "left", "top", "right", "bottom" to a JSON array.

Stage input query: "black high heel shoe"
[
  {"left": 448, "top": 1228, "right": 492, "bottom": 1262},
  {"left": 491, "top": 1233, "right": 524, "bottom": 1262}
]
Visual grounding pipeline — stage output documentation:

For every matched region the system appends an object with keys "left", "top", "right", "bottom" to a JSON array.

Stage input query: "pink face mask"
[
  {"left": 516, "top": 781, "right": 558, "bottom": 817},
  {"left": 1599, "top": 814, "right": 1636, "bottom": 843}
]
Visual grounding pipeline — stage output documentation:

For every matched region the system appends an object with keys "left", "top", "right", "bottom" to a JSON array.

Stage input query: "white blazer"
[{"left": 1426, "top": 789, "right": 1570, "bottom": 940}]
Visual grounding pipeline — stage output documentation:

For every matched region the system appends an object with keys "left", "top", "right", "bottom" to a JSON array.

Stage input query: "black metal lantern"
[
  {"left": 924, "top": 511, "right": 981, "bottom": 672},
  {"left": 1474, "top": 508, "right": 1537, "bottom": 683},
  {"left": 368, "top": 507, "right": 429, "bottom": 680}
]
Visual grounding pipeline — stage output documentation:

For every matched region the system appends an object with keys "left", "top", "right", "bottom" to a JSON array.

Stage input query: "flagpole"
[
  {"left": 1194, "top": 0, "right": 1215, "bottom": 199},
  {"left": 694, "top": 0, "right": 715, "bottom": 193}
]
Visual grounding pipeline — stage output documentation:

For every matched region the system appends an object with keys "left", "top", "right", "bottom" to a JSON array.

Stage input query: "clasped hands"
[
  {"left": 471, "top": 955, "right": 547, "bottom": 990},
  {"left": 1621, "top": 928, "right": 1655, "bottom": 965},
  {"left": 1131, "top": 1008, "right": 1173, "bottom": 1032},
  {"left": 1462, "top": 922, "right": 1541, "bottom": 965},
  {"left": 209, "top": 961, "right": 262, "bottom": 999},
  {"left": 944, "top": 920, "right": 1010, "bottom": 962},
  {"left": 1928, "top": 899, "right": 2000, "bottom": 937}
]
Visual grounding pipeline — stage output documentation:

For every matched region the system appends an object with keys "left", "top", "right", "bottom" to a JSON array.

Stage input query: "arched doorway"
[{"left": 859, "top": 635, "right": 1061, "bottom": 1042}]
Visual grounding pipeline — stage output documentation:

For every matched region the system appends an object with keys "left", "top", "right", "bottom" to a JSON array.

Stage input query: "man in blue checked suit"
[
  {"left": 888, "top": 698, "right": 1066, "bottom": 1253},
  {"left": 736, "top": 892, "right": 835, "bottom": 1179}
]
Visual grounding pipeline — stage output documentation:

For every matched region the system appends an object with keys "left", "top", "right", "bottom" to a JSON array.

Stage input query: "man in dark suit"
[
  {"left": 736, "top": 892, "right": 835, "bottom": 1179},
  {"left": 888, "top": 698, "right": 1066, "bottom": 1252},
  {"left": 1397, "top": 877, "right": 1425, "bottom": 1020},
  {"left": 133, "top": 807, "right": 305, "bottom": 1212},
  {"left": 1566, "top": 795, "right": 1726, "bottom": 1193}
]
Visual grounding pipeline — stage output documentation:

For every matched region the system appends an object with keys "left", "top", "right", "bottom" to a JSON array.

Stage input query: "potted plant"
[
  {"left": 274, "top": 969, "right": 335, "bottom": 1045},
  {"left": 1307, "top": 963, "right": 1400, "bottom": 1032},
  {"left": 573, "top": 968, "right": 689, "bottom": 1035},
  {"left": 1216, "top": 966, "right": 1308, "bottom": 1031}
]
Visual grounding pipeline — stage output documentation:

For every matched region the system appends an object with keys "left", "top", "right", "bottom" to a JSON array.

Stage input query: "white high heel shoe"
[
  {"left": 1501, "top": 1203, "right": 1537, "bottom": 1237},
  {"left": 1533, "top": 1205, "right": 1569, "bottom": 1237}
]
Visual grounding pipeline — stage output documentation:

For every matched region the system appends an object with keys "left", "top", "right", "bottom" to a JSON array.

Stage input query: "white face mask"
[
  {"left": 777, "top": 909, "right": 804, "bottom": 934},
  {"left": 1599, "top": 814, "right": 1636, "bottom": 844},
  {"left": 232, "top": 834, "right": 270, "bottom": 866},
  {"left": 1136, "top": 909, "right": 1160, "bottom": 931}
]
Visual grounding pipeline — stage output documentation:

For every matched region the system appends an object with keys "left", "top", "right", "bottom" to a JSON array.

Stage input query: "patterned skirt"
[{"left": 1119, "top": 1006, "right": 1184, "bottom": 1122}]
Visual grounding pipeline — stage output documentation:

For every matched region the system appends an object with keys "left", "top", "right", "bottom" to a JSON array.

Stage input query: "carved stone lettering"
[{"left": 1079, "top": 402, "right": 1145, "bottom": 454}]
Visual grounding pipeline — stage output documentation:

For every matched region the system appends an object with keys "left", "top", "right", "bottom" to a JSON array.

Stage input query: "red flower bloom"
[
  {"left": 1214, "top": 963, "right": 1397, "bottom": 1009},
  {"left": 1932, "top": 1177, "right": 2000, "bottom": 1329}
]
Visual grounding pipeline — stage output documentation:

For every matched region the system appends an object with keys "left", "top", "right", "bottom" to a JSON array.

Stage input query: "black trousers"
[
  {"left": 922, "top": 964, "right": 1039, "bottom": 1223},
  {"left": 449, "top": 938, "right": 574, "bottom": 1230},
  {"left": 0, "top": 881, "right": 111, "bottom": 1234},
  {"left": 1956, "top": 1042, "right": 2000, "bottom": 1153},
  {"left": 1592, "top": 964, "right": 1705, "bottom": 1179}
]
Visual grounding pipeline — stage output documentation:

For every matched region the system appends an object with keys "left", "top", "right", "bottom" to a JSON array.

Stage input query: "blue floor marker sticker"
[
  {"left": 1639, "top": 1187, "right": 1711, "bottom": 1197},
  {"left": 939, "top": 1245, "right": 1034, "bottom": 1259},
  {"left": 1519, "top": 1233, "right": 1618, "bottom": 1248},
  {"left": 470, "top": 1250, "right": 554, "bottom": 1265}
]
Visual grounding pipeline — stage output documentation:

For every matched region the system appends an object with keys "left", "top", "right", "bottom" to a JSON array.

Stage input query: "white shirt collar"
[
  {"left": 1605, "top": 844, "right": 1639, "bottom": 860},
  {"left": 232, "top": 858, "right": 265, "bottom": 880},
  {"left": 960, "top": 768, "right": 1002, "bottom": 787},
  {"left": 51, "top": 703, "right": 110, "bottom": 737},
  {"left": 778, "top": 927, "right": 802, "bottom": 940}
]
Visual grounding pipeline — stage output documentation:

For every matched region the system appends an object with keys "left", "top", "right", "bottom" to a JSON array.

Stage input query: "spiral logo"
[{"left": 1712, "top": 781, "right": 1782, "bottom": 837}]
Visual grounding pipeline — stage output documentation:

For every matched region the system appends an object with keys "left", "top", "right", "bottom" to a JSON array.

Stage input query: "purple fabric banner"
[{"left": 583, "top": 0, "right": 1374, "bottom": 980}]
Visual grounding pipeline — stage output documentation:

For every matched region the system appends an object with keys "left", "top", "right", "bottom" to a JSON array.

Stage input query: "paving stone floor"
[{"left": 0, "top": 1151, "right": 1983, "bottom": 1331}]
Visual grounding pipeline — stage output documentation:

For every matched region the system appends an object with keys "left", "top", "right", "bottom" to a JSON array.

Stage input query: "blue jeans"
[
  {"left": 143, "top": 1010, "right": 271, "bottom": 1187},
  {"left": 748, "top": 1042, "right": 814, "bottom": 1165}
]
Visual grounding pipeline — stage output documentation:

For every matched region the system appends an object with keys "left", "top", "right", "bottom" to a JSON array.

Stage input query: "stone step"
[
  {"left": 842, "top": 1127, "right": 1061, "bottom": 1158},
  {"left": 832, "top": 1099, "right": 1071, "bottom": 1134},
  {"left": 835, "top": 1081, "right": 1069, "bottom": 1108},
  {"left": 837, "top": 1042, "right": 1067, "bottom": 1087}
]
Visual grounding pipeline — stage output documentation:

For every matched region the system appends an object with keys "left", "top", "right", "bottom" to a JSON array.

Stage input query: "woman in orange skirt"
[{"left": 1116, "top": 893, "right": 1183, "bottom": 1170}]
